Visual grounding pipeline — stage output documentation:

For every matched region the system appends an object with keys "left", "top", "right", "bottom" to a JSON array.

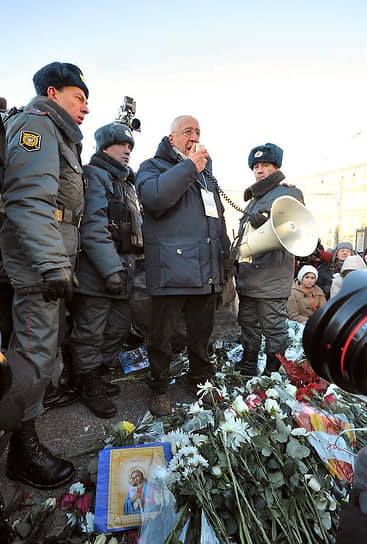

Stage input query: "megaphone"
[{"left": 238, "top": 196, "right": 318, "bottom": 262}]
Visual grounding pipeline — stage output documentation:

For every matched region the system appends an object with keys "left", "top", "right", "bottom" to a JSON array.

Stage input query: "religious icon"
[{"left": 94, "top": 442, "right": 172, "bottom": 532}]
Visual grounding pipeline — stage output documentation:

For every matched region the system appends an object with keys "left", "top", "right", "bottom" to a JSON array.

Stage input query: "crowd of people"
[{"left": 1, "top": 62, "right": 367, "bottom": 538}]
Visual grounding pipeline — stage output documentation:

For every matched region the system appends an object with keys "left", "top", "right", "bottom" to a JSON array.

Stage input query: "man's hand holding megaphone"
[{"left": 249, "top": 210, "right": 269, "bottom": 229}]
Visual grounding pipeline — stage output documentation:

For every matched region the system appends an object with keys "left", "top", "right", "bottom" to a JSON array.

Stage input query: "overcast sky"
[{"left": 2, "top": 0, "right": 367, "bottom": 231}]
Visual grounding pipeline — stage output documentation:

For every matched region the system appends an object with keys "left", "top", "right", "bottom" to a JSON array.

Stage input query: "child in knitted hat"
[{"left": 287, "top": 265, "right": 327, "bottom": 323}]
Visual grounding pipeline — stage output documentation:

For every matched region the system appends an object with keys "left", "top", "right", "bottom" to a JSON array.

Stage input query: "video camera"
[
  {"left": 303, "top": 270, "right": 367, "bottom": 394},
  {"left": 116, "top": 96, "right": 141, "bottom": 132}
]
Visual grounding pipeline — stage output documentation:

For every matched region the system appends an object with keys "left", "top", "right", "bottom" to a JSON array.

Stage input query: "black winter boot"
[
  {"left": 81, "top": 371, "right": 117, "bottom": 418},
  {"left": 43, "top": 382, "right": 80, "bottom": 411},
  {"left": 6, "top": 419, "right": 75, "bottom": 489},
  {"left": 264, "top": 353, "right": 281, "bottom": 375},
  {"left": 101, "top": 379, "right": 120, "bottom": 397},
  {"left": 237, "top": 351, "right": 259, "bottom": 377}
]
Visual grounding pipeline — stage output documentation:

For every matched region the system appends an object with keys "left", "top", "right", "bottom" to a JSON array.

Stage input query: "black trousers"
[
  {"left": 238, "top": 295, "right": 289, "bottom": 356},
  {"left": 71, "top": 294, "right": 131, "bottom": 374},
  {"left": 148, "top": 293, "right": 217, "bottom": 394}
]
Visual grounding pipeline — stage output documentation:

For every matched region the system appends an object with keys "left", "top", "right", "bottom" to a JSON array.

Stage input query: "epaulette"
[{"left": 27, "top": 107, "right": 48, "bottom": 116}]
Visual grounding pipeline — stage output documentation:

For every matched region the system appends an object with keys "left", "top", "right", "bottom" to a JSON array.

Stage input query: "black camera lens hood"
[{"left": 303, "top": 270, "right": 367, "bottom": 394}]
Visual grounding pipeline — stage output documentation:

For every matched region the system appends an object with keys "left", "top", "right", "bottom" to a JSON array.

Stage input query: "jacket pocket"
[
  {"left": 159, "top": 241, "right": 202, "bottom": 287},
  {"left": 58, "top": 143, "right": 84, "bottom": 212}
]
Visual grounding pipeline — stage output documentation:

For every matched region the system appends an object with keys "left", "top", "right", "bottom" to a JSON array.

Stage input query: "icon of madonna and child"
[{"left": 97, "top": 443, "right": 172, "bottom": 531}]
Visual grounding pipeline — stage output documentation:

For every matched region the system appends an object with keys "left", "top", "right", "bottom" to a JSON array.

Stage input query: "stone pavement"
[{"left": 0, "top": 306, "right": 240, "bottom": 508}]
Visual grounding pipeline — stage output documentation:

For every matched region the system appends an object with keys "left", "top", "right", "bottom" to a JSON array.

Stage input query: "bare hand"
[{"left": 188, "top": 145, "right": 209, "bottom": 173}]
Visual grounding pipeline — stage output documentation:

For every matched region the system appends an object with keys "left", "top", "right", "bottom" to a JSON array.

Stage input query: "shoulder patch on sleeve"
[
  {"left": 19, "top": 131, "right": 41, "bottom": 152},
  {"left": 27, "top": 107, "right": 48, "bottom": 116}
]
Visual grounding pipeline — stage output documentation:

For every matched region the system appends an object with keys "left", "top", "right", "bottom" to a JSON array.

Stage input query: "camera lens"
[
  {"left": 303, "top": 270, "right": 367, "bottom": 394},
  {"left": 130, "top": 118, "right": 141, "bottom": 131}
]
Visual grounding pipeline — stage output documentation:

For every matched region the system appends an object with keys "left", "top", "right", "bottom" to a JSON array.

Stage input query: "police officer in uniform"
[
  {"left": 70, "top": 122, "right": 143, "bottom": 418},
  {"left": 0, "top": 62, "right": 89, "bottom": 488},
  {"left": 235, "top": 143, "right": 304, "bottom": 376}
]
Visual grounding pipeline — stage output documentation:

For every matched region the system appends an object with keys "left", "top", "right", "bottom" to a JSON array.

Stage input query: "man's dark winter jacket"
[
  {"left": 76, "top": 152, "right": 140, "bottom": 300},
  {"left": 136, "top": 137, "right": 230, "bottom": 296},
  {"left": 236, "top": 171, "right": 304, "bottom": 299}
]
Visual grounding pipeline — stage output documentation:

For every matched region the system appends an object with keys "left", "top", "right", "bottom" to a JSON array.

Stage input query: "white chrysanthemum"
[
  {"left": 219, "top": 415, "right": 251, "bottom": 451},
  {"left": 246, "top": 425, "right": 258, "bottom": 437},
  {"left": 224, "top": 407, "right": 237, "bottom": 420},
  {"left": 191, "top": 433, "right": 209, "bottom": 447},
  {"left": 186, "top": 454, "right": 209, "bottom": 469},
  {"left": 264, "top": 398, "right": 281, "bottom": 415},
  {"left": 188, "top": 402, "right": 203, "bottom": 415},
  {"left": 245, "top": 376, "right": 263, "bottom": 393},
  {"left": 232, "top": 395, "right": 249, "bottom": 416},
  {"left": 163, "top": 429, "right": 191, "bottom": 455},
  {"left": 291, "top": 427, "right": 308, "bottom": 436},
  {"left": 268, "top": 371, "right": 282, "bottom": 381},
  {"left": 150, "top": 465, "right": 169, "bottom": 485},
  {"left": 176, "top": 445, "right": 199, "bottom": 458},
  {"left": 43, "top": 497, "right": 57, "bottom": 508},
  {"left": 81, "top": 512, "right": 94, "bottom": 533},
  {"left": 69, "top": 482, "right": 86, "bottom": 495},
  {"left": 325, "top": 384, "right": 341, "bottom": 399},
  {"left": 217, "top": 385, "right": 229, "bottom": 399},
  {"left": 266, "top": 388, "right": 279, "bottom": 399},
  {"left": 285, "top": 383, "right": 297, "bottom": 397},
  {"left": 197, "top": 380, "right": 215, "bottom": 395},
  {"left": 182, "top": 466, "right": 195, "bottom": 479}
]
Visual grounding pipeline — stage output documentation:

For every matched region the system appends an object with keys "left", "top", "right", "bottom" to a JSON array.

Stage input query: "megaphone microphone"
[{"left": 238, "top": 196, "right": 318, "bottom": 262}]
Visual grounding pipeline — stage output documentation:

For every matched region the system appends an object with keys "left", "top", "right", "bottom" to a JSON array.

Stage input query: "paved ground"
[{"left": 0, "top": 306, "right": 240, "bottom": 508}]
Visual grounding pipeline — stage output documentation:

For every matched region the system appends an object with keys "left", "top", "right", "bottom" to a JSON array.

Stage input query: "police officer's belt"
[{"left": 55, "top": 208, "right": 82, "bottom": 227}]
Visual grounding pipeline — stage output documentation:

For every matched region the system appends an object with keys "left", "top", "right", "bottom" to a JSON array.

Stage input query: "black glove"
[
  {"left": 0, "top": 351, "right": 12, "bottom": 402},
  {"left": 41, "top": 267, "right": 75, "bottom": 302},
  {"left": 249, "top": 211, "right": 268, "bottom": 229},
  {"left": 105, "top": 272, "right": 122, "bottom": 295}
]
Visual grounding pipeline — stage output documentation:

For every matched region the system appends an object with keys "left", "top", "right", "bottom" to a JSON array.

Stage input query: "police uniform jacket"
[
  {"left": 286, "top": 281, "right": 327, "bottom": 323},
  {"left": 236, "top": 171, "right": 304, "bottom": 299},
  {"left": 76, "top": 151, "right": 141, "bottom": 300},
  {"left": 136, "top": 136, "right": 230, "bottom": 296},
  {"left": 0, "top": 96, "right": 84, "bottom": 287}
]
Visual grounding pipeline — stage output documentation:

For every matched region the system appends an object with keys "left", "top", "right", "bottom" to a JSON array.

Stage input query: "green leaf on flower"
[
  {"left": 290, "top": 473, "right": 300, "bottom": 489},
  {"left": 269, "top": 471, "right": 285, "bottom": 489},
  {"left": 265, "top": 487, "right": 274, "bottom": 508},
  {"left": 283, "top": 458, "right": 298, "bottom": 477},
  {"left": 286, "top": 437, "right": 310, "bottom": 459},
  {"left": 224, "top": 489, "right": 236, "bottom": 513},
  {"left": 252, "top": 435, "right": 271, "bottom": 449},
  {"left": 261, "top": 446, "right": 273, "bottom": 457},
  {"left": 296, "top": 459, "right": 309, "bottom": 473},
  {"left": 225, "top": 515, "right": 238, "bottom": 536},
  {"left": 276, "top": 431, "right": 289, "bottom": 443},
  {"left": 267, "top": 458, "right": 280, "bottom": 470},
  {"left": 14, "top": 519, "right": 32, "bottom": 538}
]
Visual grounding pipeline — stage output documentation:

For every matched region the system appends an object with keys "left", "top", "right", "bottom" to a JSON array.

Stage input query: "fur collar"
[
  {"left": 244, "top": 170, "right": 285, "bottom": 201},
  {"left": 89, "top": 150, "right": 131, "bottom": 182},
  {"left": 28, "top": 96, "right": 83, "bottom": 144}
]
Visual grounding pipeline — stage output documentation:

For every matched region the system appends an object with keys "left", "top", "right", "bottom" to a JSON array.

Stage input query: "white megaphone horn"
[{"left": 238, "top": 195, "right": 318, "bottom": 263}]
